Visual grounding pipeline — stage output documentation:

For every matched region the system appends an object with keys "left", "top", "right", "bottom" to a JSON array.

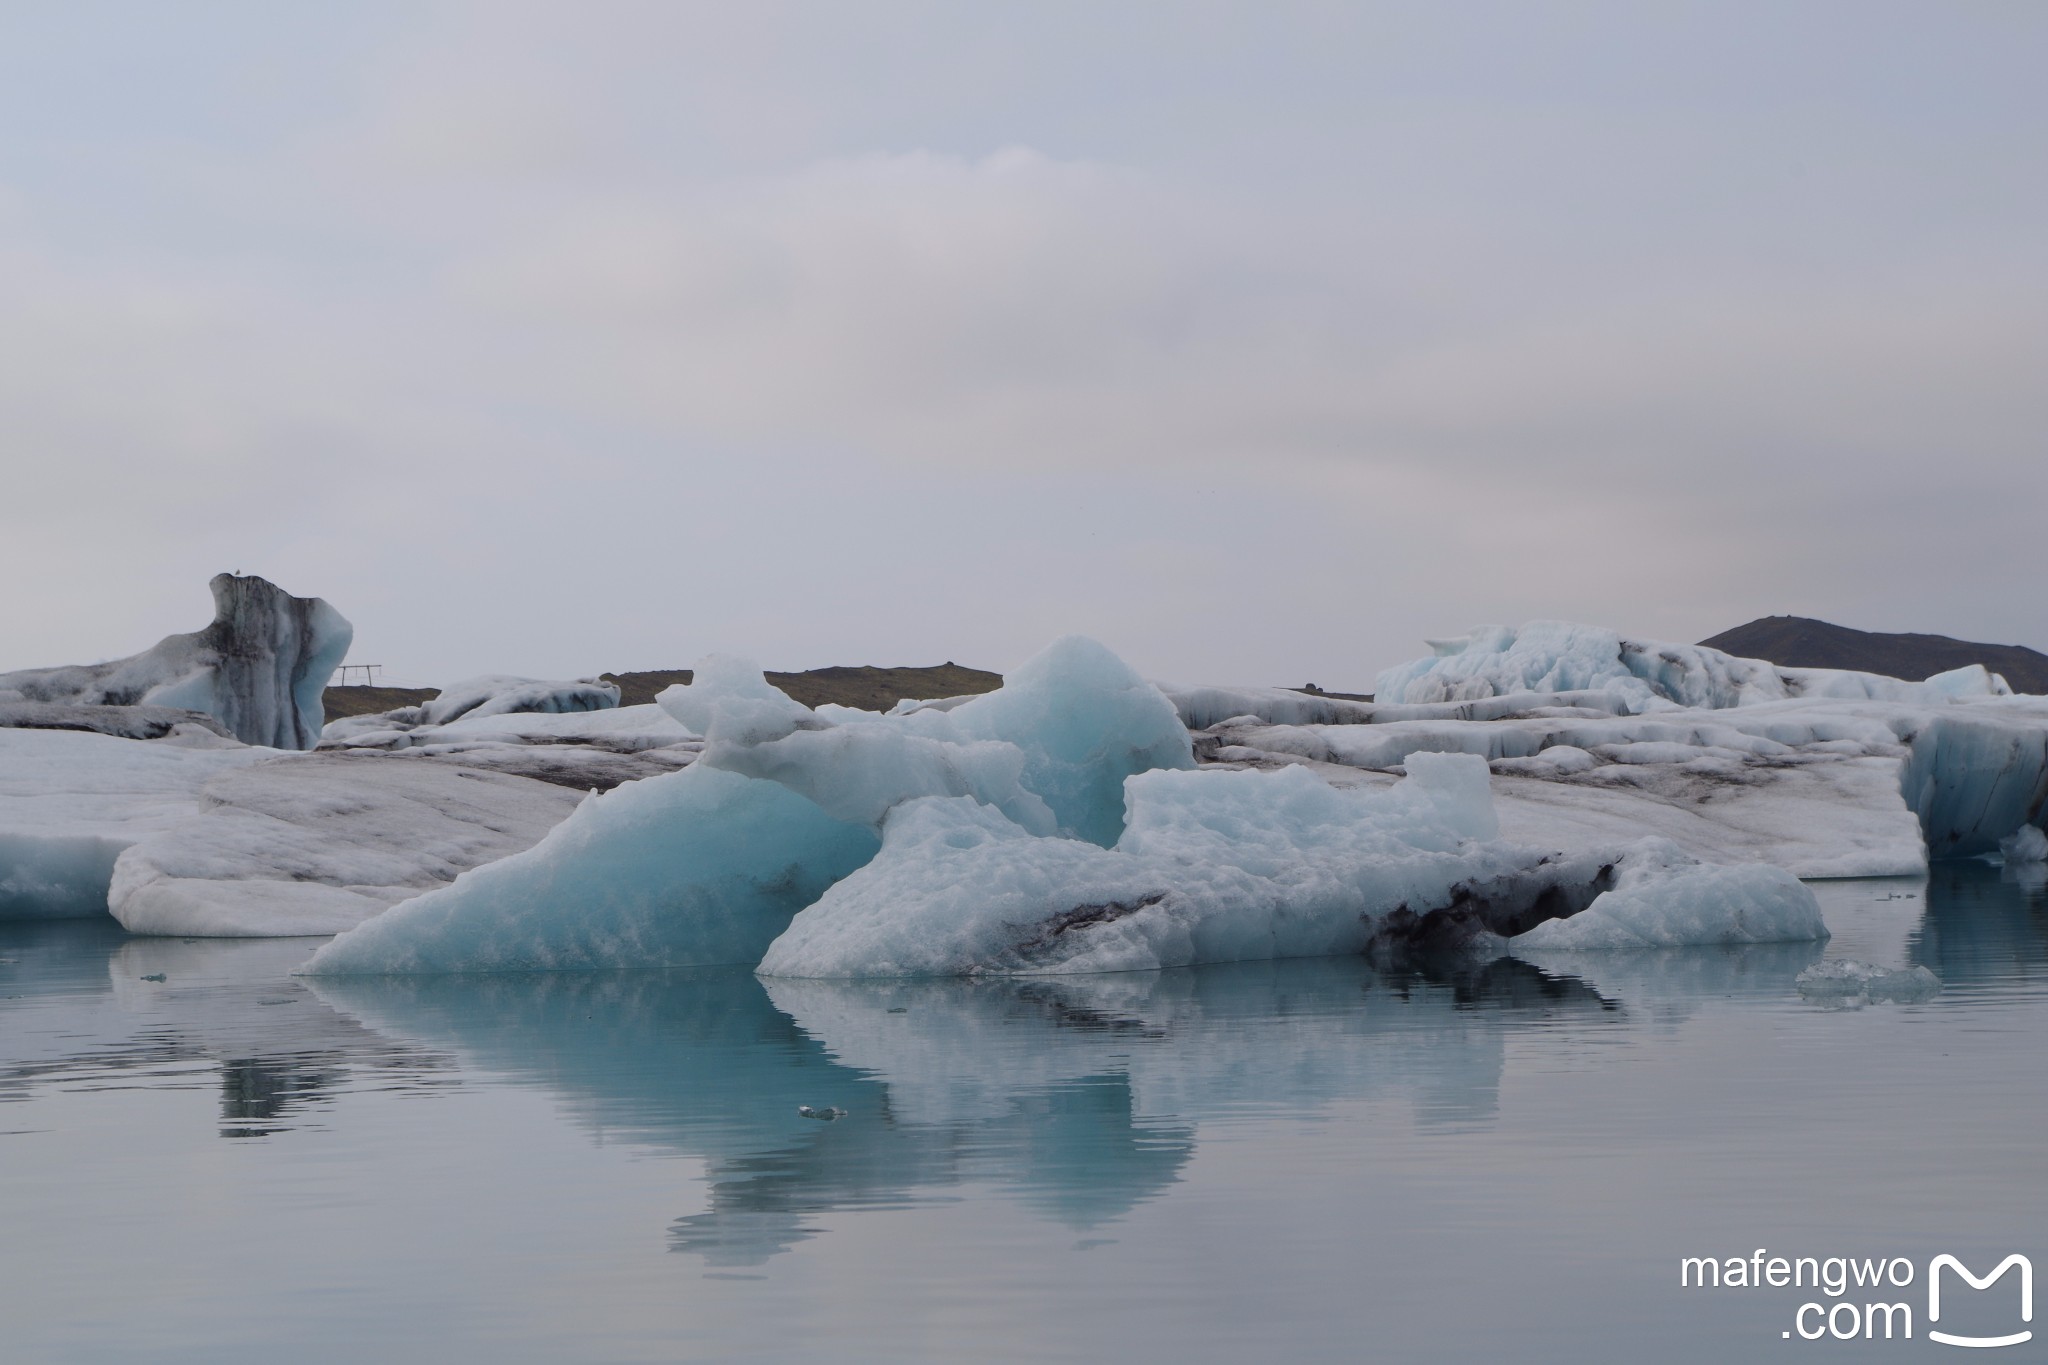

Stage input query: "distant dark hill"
[
  {"left": 321, "top": 664, "right": 1005, "bottom": 726},
  {"left": 320, "top": 684, "right": 437, "bottom": 720},
  {"left": 602, "top": 663, "right": 1003, "bottom": 712},
  {"left": 1700, "top": 617, "right": 2048, "bottom": 695}
]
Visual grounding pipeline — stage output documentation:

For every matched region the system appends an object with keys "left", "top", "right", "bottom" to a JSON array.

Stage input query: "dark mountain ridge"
[{"left": 1700, "top": 617, "right": 2048, "bottom": 695}]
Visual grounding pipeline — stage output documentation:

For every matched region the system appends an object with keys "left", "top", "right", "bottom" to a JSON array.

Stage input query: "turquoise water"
[{"left": 4, "top": 864, "right": 2045, "bottom": 1362}]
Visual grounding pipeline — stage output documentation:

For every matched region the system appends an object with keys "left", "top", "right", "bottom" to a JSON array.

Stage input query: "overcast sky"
[{"left": 2, "top": 1, "right": 2042, "bottom": 689}]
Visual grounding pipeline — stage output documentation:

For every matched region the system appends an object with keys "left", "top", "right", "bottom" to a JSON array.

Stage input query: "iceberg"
[
  {"left": 0, "top": 573, "right": 351, "bottom": 749},
  {"left": 760, "top": 757, "right": 1832, "bottom": 978},
  {"left": 0, "top": 722, "right": 638, "bottom": 933},
  {"left": 417, "top": 675, "right": 621, "bottom": 726},
  {"left": 802, "top": 635, "right": 1196, "bottom": 847},
  {"left": 306, "top": 637, "right": 1188, "bottom": 973},
  {"left": 23, "top": 610, "right": 2039, "bottom": 967},
  {"left": 304, "top": 634, "right": 1941, "bottom": 978},
  {"left": 2000, "top": 824, "right": 2048, "bottom": 865},
  {"left": 0, "top": 700, "right": 233, "bottom": 742},
  {"left": 1507, "top": 842, "right": 1826, "bottom": 949},
  {"left": 1199, "top": 631, "right": 2048, "bottom": 877},
  {"left": 321, "top": 699, "right": 701, "bottom": 792},
  {"left": 760, "top": 754, "right": 1601, "bottom": 977},
  {"left": 0, "top": 728, "right": 271, "bottom": 920},
  {"left": 303, "top": 763, "right": 881, "bottom": 973},
  {"left": 1374, "top": 620, "right": 2012, "bottom": 711},
  {"left": 107, "top": 754, "right": 588, "bottom": 936}
]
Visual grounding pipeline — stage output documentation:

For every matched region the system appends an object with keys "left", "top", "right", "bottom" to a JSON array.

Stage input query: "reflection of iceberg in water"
[
  {"left": 312, "top": 969, "right": 904, "bottom": 1267},
  {"left": 765, "top": 961, "right": 1534, "bottom": 1134},
  {"left": 321, "top": 949, "right": 1881, "bottom": 1266},
  {"left": 0, "top": 925, "right": 448, "bottom": 1136},
  {"left": 1909, "top": 861, "right": 2048, "bottom": 987},
  {"left": 662, "top": 1068, "right": 1191, "bottom": 1264},
  {"left": 1507, "top": 941, "right": 1828, "bottom": 1029}
]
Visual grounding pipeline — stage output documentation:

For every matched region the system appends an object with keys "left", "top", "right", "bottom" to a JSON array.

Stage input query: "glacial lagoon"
[{"left": 4, "top": 863, "right": 2045, "bottom": 1363}]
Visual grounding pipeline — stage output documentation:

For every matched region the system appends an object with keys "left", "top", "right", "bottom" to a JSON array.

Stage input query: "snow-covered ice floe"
[
  {"left": 0, "top": 728, "right": 272, "bottom": 920},
  {"left": 417, "top": 675, "right": 620, "bottom": 725},
  {"left": 0, "top": 713, "right": 685, "bottom": 933},
  {"left": 320, "top": 697, "right": 700, "bottom": 792},
  {"left": 1175, "top": 623, "right": 2048, "bottom": 880},
  {"left": 321, "top": 674, "right": 630, "bottom": 746},
  {"left": 107, "top": 755, "right": 587, "bottom": 936},
  {"left": 1371, "top": 620, "right": 2012, "bottom": 711},
  {"left": 306, "top": 637, "right": 1833, "bottom": 977}
]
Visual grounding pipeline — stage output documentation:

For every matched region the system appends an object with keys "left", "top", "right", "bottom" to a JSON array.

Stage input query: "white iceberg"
[
  {"left": 0, "top": 722, "right": 631, "bottom": 933},
  {"left": 320, "top": 700, "right": 701, "bottom": 792},
  {"left": 305, "top": 636, "right": 1189, "bottom": 973},
  {"left": 418, "top": 674, "right": 621, "bottom": 726},
  {"left": 1508, "top": 843, "right": 1827, "bottom": 949},
  {"left": 760, "top": 753, "right": 1600, "bottom": 977},
  {"left": 0, "top": 727, "right": 272, "bottom": 920},
  {"left": 1373, "top": 620, "right": 2012, "bottom": 711},
  {"left": 0, "top": 573, "right": 351, "bottom": 749},
  {"left": 302, "top": 636, "right": 1877, "bottom": 978},
  {"left": 1199, "top": 661, "right": 2048, "bottom": 873},
  {"left": 107, "top": 754, "right": 588, "bottom": 936}
]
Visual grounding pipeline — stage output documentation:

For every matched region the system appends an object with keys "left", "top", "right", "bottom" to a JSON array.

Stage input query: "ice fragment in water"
[{"left": 1795, "top": 959, "right": 1942, "bottom": 1002}]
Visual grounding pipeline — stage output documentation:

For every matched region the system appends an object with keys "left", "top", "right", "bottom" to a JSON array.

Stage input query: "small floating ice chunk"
[
  {"left": 1795, "top": 959, "right": 1942, "bottom": 1002},
  {"left": 2000, "top": 824, "right": 2048, "bottom": 866},
  {"left": 1510, "top": 847, "right": 1827, "bottom": 949}
]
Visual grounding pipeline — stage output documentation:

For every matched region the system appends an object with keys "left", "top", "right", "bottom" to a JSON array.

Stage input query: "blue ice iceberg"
[
  {"left": 304, "top": 764, "right": 879, "bottom": 972},
  {"left": 306, "top": 636, "right": 1191, "bottom": 974},
  {"left": 306, "top": 636, "right": 1848, "bottom": 978},
  {"left": 758, "top": 754, "right": 1532, "bottom": 977}
]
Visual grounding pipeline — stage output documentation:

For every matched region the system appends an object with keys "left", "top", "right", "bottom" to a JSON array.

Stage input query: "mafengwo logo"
[{"left": 1679, "top": 1250, "right": 2032, "bottom": 1346}]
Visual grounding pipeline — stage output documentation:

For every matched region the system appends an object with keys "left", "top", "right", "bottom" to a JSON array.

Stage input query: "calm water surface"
[{"left": 4, "top": 864, "right": 2045, "bottom": 1363}]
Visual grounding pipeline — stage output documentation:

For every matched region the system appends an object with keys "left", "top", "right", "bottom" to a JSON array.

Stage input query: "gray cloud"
[{"left": 1, "top": 2, "right": 2042, "bottom": 688}]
